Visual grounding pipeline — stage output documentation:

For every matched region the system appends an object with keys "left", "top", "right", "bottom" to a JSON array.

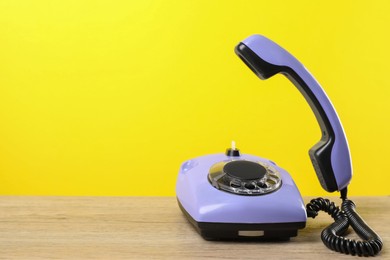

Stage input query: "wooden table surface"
[{"left": 0, "top": 196, "right": 388, "bottom": 259}]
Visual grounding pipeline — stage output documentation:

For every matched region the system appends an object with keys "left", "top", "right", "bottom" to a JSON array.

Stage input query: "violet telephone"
[{"left": 176, "top": 35, "right": 383, "bottom": 256}]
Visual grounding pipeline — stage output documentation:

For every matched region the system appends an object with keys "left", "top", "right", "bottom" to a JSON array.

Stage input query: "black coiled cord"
[{"left": 306, "top": 189, "right": 383, "bottom": 256}]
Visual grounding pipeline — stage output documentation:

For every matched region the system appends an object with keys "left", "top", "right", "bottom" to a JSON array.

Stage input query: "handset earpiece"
[{"left": 235, "top": 35, "right": 352, "bottom": 192}]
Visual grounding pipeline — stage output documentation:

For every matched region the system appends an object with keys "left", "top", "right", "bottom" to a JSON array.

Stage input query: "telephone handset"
[
  {"left": 176, "top": 35, "right": 382, "bottom": 256},
  {"left": 235, "top": 35, "right": 351, "bottom": 193}
]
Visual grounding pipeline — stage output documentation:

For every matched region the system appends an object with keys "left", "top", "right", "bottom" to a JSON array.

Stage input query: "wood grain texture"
[{"left": 0, "top": 196, "right": 388, "bottom": 259}]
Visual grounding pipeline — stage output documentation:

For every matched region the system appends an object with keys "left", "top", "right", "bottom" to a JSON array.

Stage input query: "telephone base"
[{"left": 176, "top": 153, "right": 307, "bottom": 241}]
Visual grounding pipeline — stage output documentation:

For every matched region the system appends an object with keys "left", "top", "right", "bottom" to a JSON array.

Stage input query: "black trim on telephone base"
[{"left": 177, "top": 199, "right": 306, "bottom": 241}]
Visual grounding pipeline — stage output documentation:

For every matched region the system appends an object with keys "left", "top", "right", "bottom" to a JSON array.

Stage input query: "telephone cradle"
[{"left": 177, "top": 152, "right": 306, "bottom": 240}]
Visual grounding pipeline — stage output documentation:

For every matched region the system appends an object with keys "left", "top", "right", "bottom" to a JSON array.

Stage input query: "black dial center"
[{"left": 223, "top": 160, "right": 267, "bottom": 180}]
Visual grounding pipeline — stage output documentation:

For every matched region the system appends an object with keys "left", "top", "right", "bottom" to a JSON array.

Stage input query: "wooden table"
[{"left": 0, "top": 196, "right": 388, "bottom": 259}]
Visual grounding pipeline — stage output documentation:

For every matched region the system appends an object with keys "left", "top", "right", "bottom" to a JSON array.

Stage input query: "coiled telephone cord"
[{"left": 306, "top": 188, "right": 383, "bottom": 257}]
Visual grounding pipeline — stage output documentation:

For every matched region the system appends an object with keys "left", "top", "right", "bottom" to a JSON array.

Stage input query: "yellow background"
[{"left": 0, "top": 1, "right": 389, "bottom": 196}]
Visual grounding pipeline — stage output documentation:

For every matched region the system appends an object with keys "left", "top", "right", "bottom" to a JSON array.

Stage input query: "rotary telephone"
[{"left": 176, "top": 35, "right": 383, "bottom": 256}]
